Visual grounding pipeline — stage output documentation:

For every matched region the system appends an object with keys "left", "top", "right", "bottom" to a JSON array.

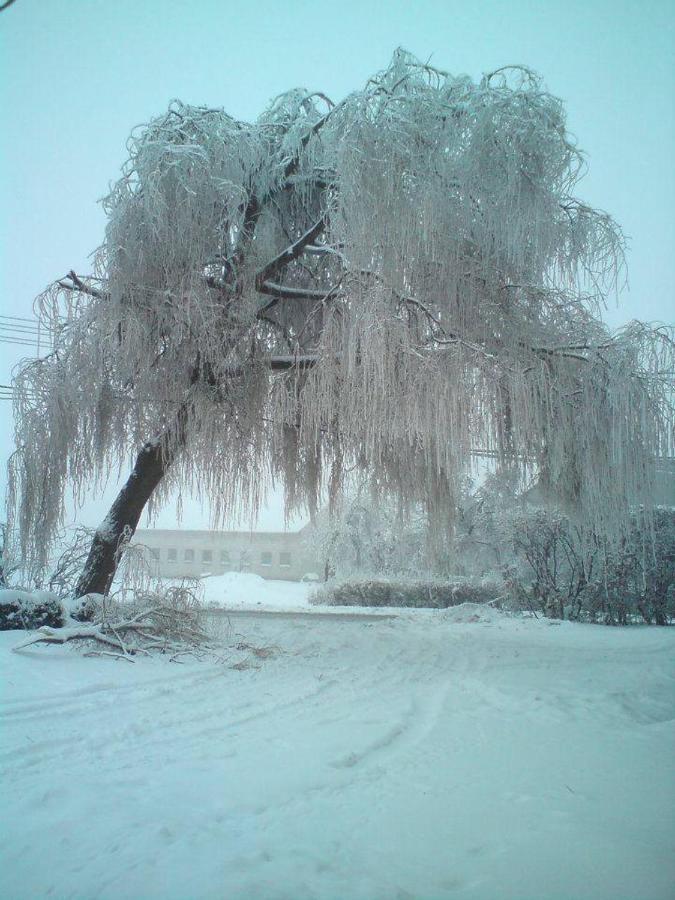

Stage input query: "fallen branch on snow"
[{"left": 13, "top": 603, "right": 209, "bottom": 661}]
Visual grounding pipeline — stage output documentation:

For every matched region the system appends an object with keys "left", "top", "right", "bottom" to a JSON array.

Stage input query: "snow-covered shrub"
[
  {"left": 502, "top": 507, "right": 675, "bottom": 624},
  {"left": 0, "top": 589, "right": 64, "bottom": 630},
  {"left": 501, "top": 508, "right": 586, "bottom": 620},
  {"left": 640, "top": 508, "right": 675, "bottom": 625},
  {"left": 310, "top": 578, "right": 502, "bottom": 608},
  {"left": 65, "top": 592, "right": 104, "bottom": 623}
]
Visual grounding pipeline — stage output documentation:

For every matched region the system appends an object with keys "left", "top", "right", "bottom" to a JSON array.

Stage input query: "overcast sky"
[{"left": 1, "top": 0, "right": 673, "bottom": 532}]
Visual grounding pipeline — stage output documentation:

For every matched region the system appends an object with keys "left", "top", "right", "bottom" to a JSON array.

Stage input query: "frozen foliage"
[
  {"left": 0, "top": 577, "right": 208, "bottom": 657},
  {"left": 502, "top": 506, "right": 675, "bottom": 624},
  {"left": 8, "top": 50, "right": 674, "bottom": 578},
  {"left": 310, "top": 577, "right": 502, "bottom": 608},
  {"left": 45, "top": 525, "right": 96, "bottom": 597},
  {"left": 452, "top": 474, "right": 675, "bottom": 623},
  {"left": 310, "top": 493, "right": 432, "bottom": 579},
  {"left": 4, "top": 522, "right": 155, "bottom": 603},
  {"left": 0, "top": 588, "right": 63, "bottom": 630}
]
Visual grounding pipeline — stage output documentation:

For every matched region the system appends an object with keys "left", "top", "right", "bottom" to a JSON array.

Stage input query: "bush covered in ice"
[
  {"left": 502, "top": 507, "right": 675, "bottom": 625},
  {"left": 63, "top": 592, "right": 104, "bottom": 623},
  {"left": 311, "top": 578, "right": 502, "bottom": 609},
  {"left": 0, "top": 589, "right": 64, "bottom": 630}
]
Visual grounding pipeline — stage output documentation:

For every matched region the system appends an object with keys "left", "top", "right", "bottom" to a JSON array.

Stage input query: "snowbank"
[{"left": 199, "top": 571, "right": 315, "bottom": 611}]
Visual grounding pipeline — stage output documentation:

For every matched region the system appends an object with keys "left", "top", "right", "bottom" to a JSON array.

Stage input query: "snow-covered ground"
[{"left": 1, "top": 583, "right": 674, "bottom": 900}]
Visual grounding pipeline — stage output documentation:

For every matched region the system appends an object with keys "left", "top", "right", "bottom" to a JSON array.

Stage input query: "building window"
[
  {"left": 239, "top": 550, "right": 251, "bottom": 571},
  {"left": 220, "top": 549, "right": 230, "bottom": 565},
  {"left": 184, "top": 548, "right": 194, "bottom": 562},
  {"left": 202, "top": 549, "right": 213, "bottom": 563},
  {"left": 279, "top": 551, "right": 291, "bottom": 567},
  {"left": 150, "top": 548, "right": 160, "bottom": 560},
  {"left": 260, "top": 551, "right": 272, "bottom": 567},
  {"left": 167, "top": 548, "right": 177, "bottom": 562}
]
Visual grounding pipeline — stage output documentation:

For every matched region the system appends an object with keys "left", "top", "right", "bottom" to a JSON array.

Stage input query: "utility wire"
[
  {"left": 0, "top": 314, "right": 41, "bottom": 323},
  {"left": 0, "top": 324, "right": 43, "bottom": 336},
  {"left": 0, "top": 334, "right": 43, "bottom": 342},
  {"left": 0, "top": 338, "right": 46, "bottom": 348},
  {"left": 0, "top": 314, "right": 53, "bottom": 355}
]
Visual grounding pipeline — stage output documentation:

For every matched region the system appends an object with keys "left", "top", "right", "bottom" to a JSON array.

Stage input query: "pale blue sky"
[{"left": 1, "top": 0, "right": 673, "bottom": 530}]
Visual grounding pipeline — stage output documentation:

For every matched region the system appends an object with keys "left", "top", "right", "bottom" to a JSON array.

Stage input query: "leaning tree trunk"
[{"left": 74, "top": 405, "right": 189, "bottom": 598}]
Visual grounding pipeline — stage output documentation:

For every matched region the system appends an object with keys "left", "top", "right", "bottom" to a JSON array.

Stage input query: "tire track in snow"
[
  {"left": 0, "top": 664, "right": 230, "bottom": 722},
  {"left": 1, "top": 617, "right": 470, "bottom": 790},
  {"left": 329, "top": 678, "right": 453, "bottom": 772},
  {"left": 225, "top": 674, "right": 461, "bottom": 831},
  {"left": 0, "top": 673, "right": 341, "bottom": 776}
]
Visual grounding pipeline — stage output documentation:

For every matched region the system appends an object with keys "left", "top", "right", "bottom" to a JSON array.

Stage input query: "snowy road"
[{"left": 1, "top": 605, "right": 674, "bottom": 899}]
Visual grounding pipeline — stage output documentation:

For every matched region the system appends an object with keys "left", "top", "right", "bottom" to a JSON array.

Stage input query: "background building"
[{"left": 132, "top": 524, "right": 318, "bottom": 582}]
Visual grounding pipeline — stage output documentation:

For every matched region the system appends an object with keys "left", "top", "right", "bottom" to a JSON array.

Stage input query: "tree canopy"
[{"left": 9, "top": 49, "right": 673, "bottom": 579}]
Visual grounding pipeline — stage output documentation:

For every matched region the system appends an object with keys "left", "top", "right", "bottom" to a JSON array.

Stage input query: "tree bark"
[{"left": 74, "top": 405, "right": 188, "bottom": 598}]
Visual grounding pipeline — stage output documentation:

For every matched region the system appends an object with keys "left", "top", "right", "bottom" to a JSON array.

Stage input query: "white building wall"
[{"left": 131, "top": 527, "right": 318, "bottom": 581}]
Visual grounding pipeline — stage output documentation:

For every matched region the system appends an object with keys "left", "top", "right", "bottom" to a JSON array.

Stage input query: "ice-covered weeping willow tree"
[{"left": 8, "top": 50, "right": 674, "bottom": 596}]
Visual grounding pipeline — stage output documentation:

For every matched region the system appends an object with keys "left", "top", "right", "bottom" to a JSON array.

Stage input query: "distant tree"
[
  {"left": 8, "top": 50, "right": 673, "bottom": 598},
  {"left": 311, "top": 494, "right": 431, "bottom": 580}
]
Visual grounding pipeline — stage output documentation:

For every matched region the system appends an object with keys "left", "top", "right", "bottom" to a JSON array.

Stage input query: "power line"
[
  {"left": 0, "top": 314, "right": 41, "bottom": 324},
  {"left": 0, "top": 329, "right": 44, "bottom": 339},
  {"left": 0, "top": 324, "right": 43, "bottom": 336},
  {"left": 0, "top": 327, "right": 43, "bottom": 344},
  {"left": 0, "top": 334, "right": 43, "bottom": 350},
  {"left": 0, "top": 314, "right": 66, "bottom": 324},
  {"left": 0, "top": 319, "right": 41, "bottom": 329},
  {"left": 0, "top": 326, "right": 54, "bottom": 348},
  {"left": 0, "top": 314, "right": 52, "bottom": 356}
]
